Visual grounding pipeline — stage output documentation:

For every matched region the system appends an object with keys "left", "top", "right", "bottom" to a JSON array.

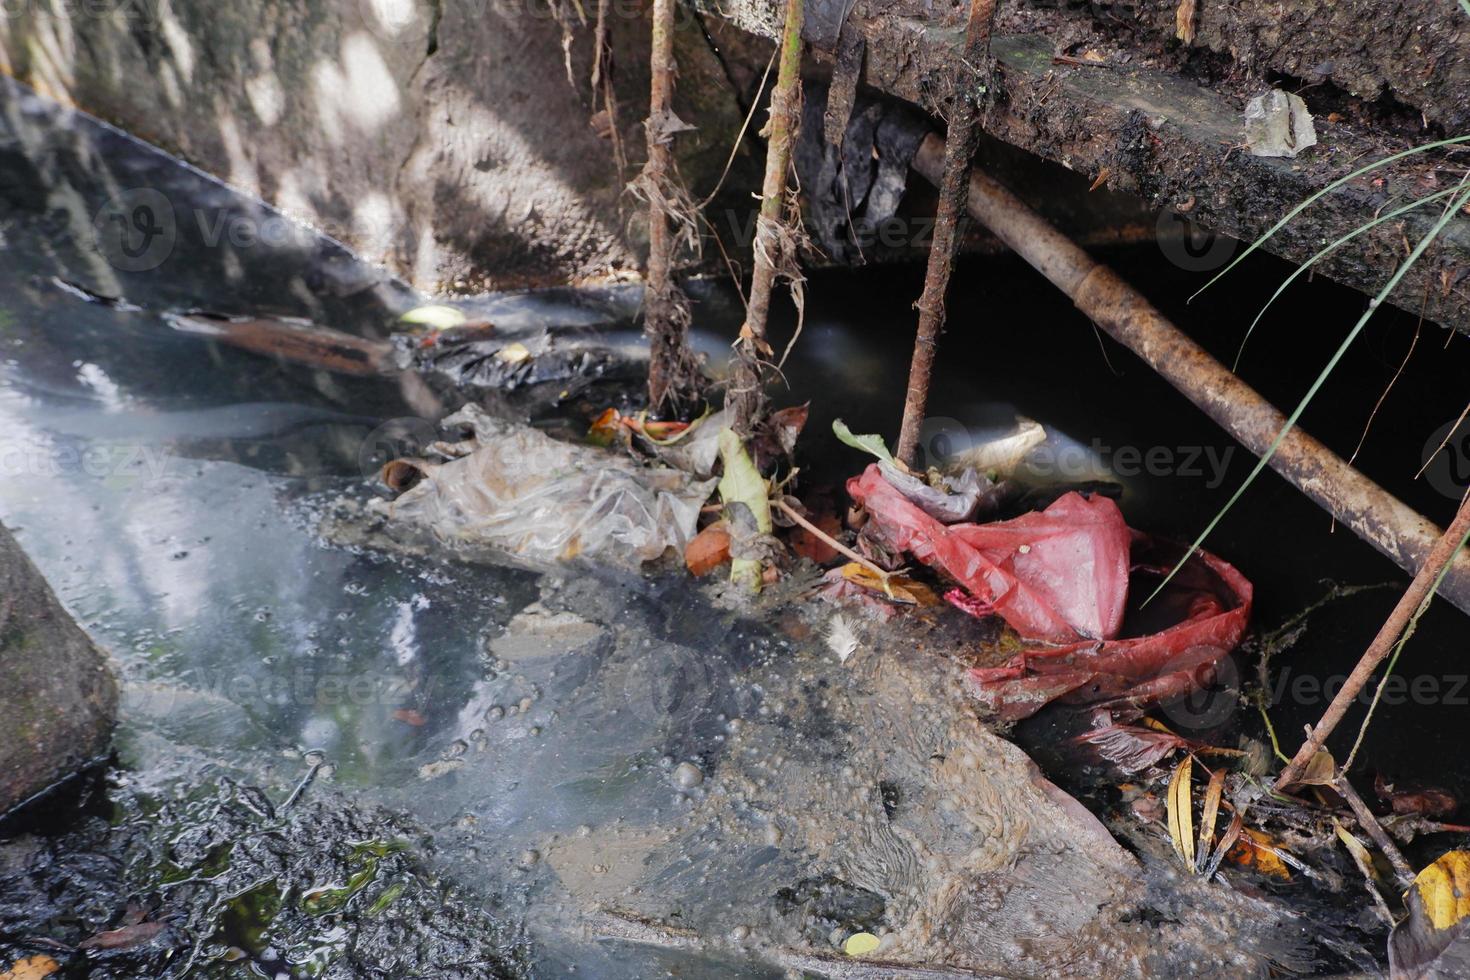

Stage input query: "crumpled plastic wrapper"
[
  {"left": 1245, "top": 89, "right": 1318, "bottom": 158},
  {"left": 373, "top": 406, "right": 717, "bottom": 566}
]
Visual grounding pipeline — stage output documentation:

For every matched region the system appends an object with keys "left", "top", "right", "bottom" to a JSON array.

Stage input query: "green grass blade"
[
  {"left": 1188, "top": 135, "right": 1470, "bottom": 303},
  {"left": 1147, "top": 182, "right": 1470, "bottom": 605},
  {"left": 1232, "top": 185, "right": 1462, "bottom": 370}
]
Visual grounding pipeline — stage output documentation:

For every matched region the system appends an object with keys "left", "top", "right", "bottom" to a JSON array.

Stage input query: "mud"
[{"left": 321, "top": 492, "right": 1357, "bottom": 976}]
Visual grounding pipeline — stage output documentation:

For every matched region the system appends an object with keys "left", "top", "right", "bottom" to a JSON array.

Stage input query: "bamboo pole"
[
  {"left": 909, "top": 134, "right": 1470, "bottom": 617},
  {"left": 729, "top": 0, "right": 804, "bottom": 439},
  {"left": 895, "top": 0, "right": 996, "bottom": 468}
]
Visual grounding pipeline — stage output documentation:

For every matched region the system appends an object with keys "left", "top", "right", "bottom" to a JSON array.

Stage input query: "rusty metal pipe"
[{"left": 912, "top": 133, "right": 1470, "bottom": 616}]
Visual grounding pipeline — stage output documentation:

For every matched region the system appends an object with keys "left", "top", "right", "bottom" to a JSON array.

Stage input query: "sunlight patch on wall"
[{"left": 311, "top": 32, "right": 402, "bottom": 144}]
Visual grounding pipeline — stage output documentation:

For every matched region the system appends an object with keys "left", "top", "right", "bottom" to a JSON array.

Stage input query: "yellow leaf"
[
  {"left": 844, "top": 932, "right": 881, "bottom": 957},
  {"left": 1410, "top": 850, "right": 1470, "bottom": 931},
  {"left": 838, "top": 563, "right": 938, "bottom": 606},
  {"left": 1196, "top": 768, "right": 1224, "bottom": 873},
  {"left": 1, "top": 956, "right": 60, "bottom": 980},
  {"left": 1167, "top": 756, "right": 1195, "bottom": 869},
  {"left": 1333, "top": 818, "right": 1379, "bottom": 883}
]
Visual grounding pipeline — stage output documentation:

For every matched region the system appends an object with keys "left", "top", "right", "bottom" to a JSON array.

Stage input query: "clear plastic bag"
[{"left": 375, "top": 406, "right": 717, "bottom": 566}]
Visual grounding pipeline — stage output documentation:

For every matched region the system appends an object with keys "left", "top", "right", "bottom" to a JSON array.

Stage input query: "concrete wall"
[{"left": 0, "top": 0, "right": 765, "bottom": 292}]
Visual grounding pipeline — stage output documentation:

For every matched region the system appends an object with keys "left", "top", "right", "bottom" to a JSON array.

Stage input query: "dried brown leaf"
[
  {"left": 1195, "top": 768, "right": 1225, "bottom": 873},
  {"left": 685, "top": 524, "right": 732, "bottom": 577}
]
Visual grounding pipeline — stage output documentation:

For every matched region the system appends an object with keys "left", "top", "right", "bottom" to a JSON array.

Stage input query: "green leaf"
[{"left": 832, "top": 419, "right": 895, "bottom": 465}]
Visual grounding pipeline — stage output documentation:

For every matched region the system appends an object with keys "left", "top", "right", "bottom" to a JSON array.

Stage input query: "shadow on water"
[{"left": 3, "top": 76, "right": 1470, "bottom": 977}]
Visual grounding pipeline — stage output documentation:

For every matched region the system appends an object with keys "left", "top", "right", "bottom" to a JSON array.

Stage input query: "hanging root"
[{"left": 591, "top": 0, "right": 627, "bottom": 182}]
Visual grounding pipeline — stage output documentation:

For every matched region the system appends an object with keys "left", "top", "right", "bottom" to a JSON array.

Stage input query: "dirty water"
[{"left": 4, "top": 82, "right": 1470, "bottom": 977}]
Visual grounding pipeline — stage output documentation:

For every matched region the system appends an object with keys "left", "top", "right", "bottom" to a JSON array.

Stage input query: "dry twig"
[{"left": 729, "top": 0, "right": 805, "bottom": 439}]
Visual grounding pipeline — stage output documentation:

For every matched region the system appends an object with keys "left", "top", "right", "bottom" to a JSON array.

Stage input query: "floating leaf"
[
  {"left": 78, "top": 921, "right": 166, "bottom": 951},
  {"left": 1167, "top": 755, "right": 1196, "bottom": 869},
  {"left": 399, "top": 305, "right": 466, "bottom": 329},
  {"left": 496, "top": 342, "right": 531, "bottom": 364},
  {"left": 832, "top": 419, "right": 895, "bottom": 466},
  {"left": 844, "top": 932, "right": 881, "bottom": 957},
  {"left": 1196, "top": 768, "right": 1225, "bottom": 874}
]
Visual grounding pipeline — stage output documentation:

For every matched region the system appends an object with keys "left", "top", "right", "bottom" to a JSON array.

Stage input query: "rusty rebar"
[
  {"left": 895, "top": 0, "right": 997, "bottom": 468},
  {"left": 910, "top": 133, "right": 1470, "bottom": 617}
]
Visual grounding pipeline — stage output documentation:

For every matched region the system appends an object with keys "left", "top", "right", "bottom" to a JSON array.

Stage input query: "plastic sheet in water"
[{"left": 375, "top": 406, "right": 717, "bottom": 566}]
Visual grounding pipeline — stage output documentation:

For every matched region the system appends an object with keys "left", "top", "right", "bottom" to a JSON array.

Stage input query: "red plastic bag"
[
  {"left": 847, "top": 463, "right": 1252, "bottom": 721},
  {"left": 848, "top": 464, "right": 1131, "bottom": 642}
]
